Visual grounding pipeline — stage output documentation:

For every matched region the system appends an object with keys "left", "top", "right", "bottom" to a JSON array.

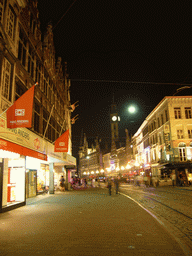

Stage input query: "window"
[
  {"left": 15, "top": 83, "right": 25, "bottom": 101},
  {"left": 185, "top": 107, "right": 192, "bottom": 119},
  {"left": 177, "top": 130, "right": 183, "bottom": 139},
  {"left": 1, "top": 58, "right": 12, "bottom": 101},
  {"left": 34, "top": 102, "right": 40, "bottom": 133},
  {"left": 174, "top": 108, "right": 181, "bottom": 119},
  {"left": 0, "top": 0, "right": 4, "bottom": 23},
  {"left": 35, "top": 60, "right": 41, "bottom": 85},
  {"left": 7, "top": 5, "right": 15, "bottom": 40},
  {"left": 28, "top": 46, "right": 34, "bottom": 78},
  {"left": 161, "top": 114, "right": 164, "bottom": 125},
  {"left": 157, "top": 117, "right": 160, "bottom": 127},
  {"left": 30, "top": 13, "right": 36, "bottom": 35},
  {"left": 165, "top": 110, "right": 168, "bottom": 122},
  {"left": 159, "top": 134, "right": 162, "bottom": 144},
  {"left": 188, "top": 130, "right": 192, "bottom": 139},
  {"left": 179, "top": 148, "right": 186, "bottom": 161},
  {"left": 18, "top": 28, "right": 27, "bottom": 67}
]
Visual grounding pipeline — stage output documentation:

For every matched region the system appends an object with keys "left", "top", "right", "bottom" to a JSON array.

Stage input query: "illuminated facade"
[
  {"left": 132, "top": 96, "right": 192, "bottom": 185},
  {"left": 0, "top": 0, "right": 76, "bottom": 212},
  {"left": 79, "top": 135, "right": 103, "bottom": 178}
]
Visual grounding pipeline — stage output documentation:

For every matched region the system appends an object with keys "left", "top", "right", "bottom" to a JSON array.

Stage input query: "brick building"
[{"left": 0, "top": 0, "right": 76, "bottom": 212}]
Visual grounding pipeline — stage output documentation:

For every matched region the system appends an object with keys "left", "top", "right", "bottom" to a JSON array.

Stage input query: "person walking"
[
  {"left": 171, "top": 172, "right": 176, "bottom": 187},
  {"left": 114, "top": 176, "right": 120, "bottom": 194},
  {"left": 107, "top": 178, "right": 112, "bottom": 196},
  {"left": 59, "top": 176, "right": 65, "bottom": 191}
]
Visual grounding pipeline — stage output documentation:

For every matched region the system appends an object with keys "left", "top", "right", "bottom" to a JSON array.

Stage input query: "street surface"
[
  {"left": 0, "top": 187, "right": 190, "bottom": 256},
  {"left": 119, "top": 183, "right": 192, "bottom": 253}
]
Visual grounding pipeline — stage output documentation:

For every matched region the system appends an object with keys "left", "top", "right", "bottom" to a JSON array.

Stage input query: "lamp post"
[{"left": 173, "top": 85, "right": 192, "bottom": 96}]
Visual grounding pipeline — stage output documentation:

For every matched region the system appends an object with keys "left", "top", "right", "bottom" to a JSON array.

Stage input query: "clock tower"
[{"left": 110, "top": 102, "right": 120, "bottom": 149}]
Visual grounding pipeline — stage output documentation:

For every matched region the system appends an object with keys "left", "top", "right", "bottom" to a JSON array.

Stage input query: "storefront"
[{"left": 0, "top": 116, "right": 47, "bottom": 212}]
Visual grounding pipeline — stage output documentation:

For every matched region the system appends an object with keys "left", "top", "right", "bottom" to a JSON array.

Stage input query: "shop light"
[
  {"left": 135, "top": 162, "right": 139, "bottom": 167},
  {"left": 126, "top": 164, "right": 131, "bottom": 169},
  {"left": 96, "top": 170, "right": 99, "bottom": 174},
  {"left": 26, "top": 156, "right": 41, "bottom": 169},
  {"left": 100, "top": 169, "right": 104, "bottom": 173},
  {"left": 91, "top": 171, "right": 94, "bottom": 174},
  {"left": 0, "top": 149, "right": 20, "bottom": 159},
  {"left": 116, "top": 167, "right": 120, "bottom": 171},
  {"left": 121, "top": 166, "right": 125, "bottom": 170},
  {"left": 83, "top": 172, "right": 86, "bottom": 175}
]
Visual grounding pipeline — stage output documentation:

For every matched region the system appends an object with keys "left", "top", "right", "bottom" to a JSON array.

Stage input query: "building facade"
[
  {"left": 0, "top": 0, "right": 76, "bottom": 212},
  {"left": 132, "top": 96, "right": 192, "bottom": 186}
]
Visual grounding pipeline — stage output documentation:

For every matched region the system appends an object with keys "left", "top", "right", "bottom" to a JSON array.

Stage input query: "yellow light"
[
  {"left": 100, "top": 169, "right": 104, "bottom": 173},
  {"left": 83, "top": 172, "right": 86, "bottom": 175},
  {"left": 126, "top": 164, "right": 131, "bottom": 169},
  {"left": 96, "top": 170, "right": 99, "bottom": 174},
  {"left": 135, "top": 162, "right": 139, "bottom": 167},
  {"left": 91, "top": 171, "right": 94, "bottom": 174},
  {"left": 116, "top": 167, "right": 120, "bottom": 171},
  {"left": 121, "top": 166, "right": 125, "bottom": 170}
]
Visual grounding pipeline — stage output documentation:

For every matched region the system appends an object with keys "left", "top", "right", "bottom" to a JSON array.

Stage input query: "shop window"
[
  {"left": 185, "top": 107, "right": 192, "bottom": 119},
  {"left": 1, "top": 58, "right": 12, "bottom": 101},
  {"left": 18, "top": 28, "right": 27, "bottom": 67},
  {"left": 6, "top": 5, "right": 16, "bottom": 41},
  {"left": 174, "top": 108, "right": 181, "bottom": 119},
  {"left": 2, "top": 155, "right": 25, "bottom": 208},
  {"left": 177, "top": 130, "right": 184, "bottom": 139}
]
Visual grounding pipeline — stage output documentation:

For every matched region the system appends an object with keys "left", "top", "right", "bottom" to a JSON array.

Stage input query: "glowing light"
[
  {"left": 135, "top": 162, "right": 139, "bottom": 167},
  {"left": 126, "top": 164, "right": 131, "bottom": 169},
  {"left": 128, "top": 106, "right": 136, "bottom": 114},
  {"left": 100, "top": 169, "right": 104, "bottom": 173},
  {"left": 116, "top": 167, "right": 120, "bottom": 171},
  {"left": 83, "top": 172, "right": 86, "bottom": 175},
  {"left": 121, "top": 166, "right": 125, "bottom": 170},
  {"left": 91, "top": 171, "right": 94, "bottom": 174},
  {"left": 96, "top": 170, "right": 99, "bottom": 174}
]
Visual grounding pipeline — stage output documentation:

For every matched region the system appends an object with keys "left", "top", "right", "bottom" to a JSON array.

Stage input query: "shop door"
[{"left": 27, "top": 170, "right": 37, "bottom": 198}]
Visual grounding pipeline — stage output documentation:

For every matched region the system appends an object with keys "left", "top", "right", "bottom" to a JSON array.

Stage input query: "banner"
[
  {"left": 54, "top": 129, "right": 69, "bottom": 152},
  {"left": 6, "top": 85, "right": 35, "bottom": 128}
]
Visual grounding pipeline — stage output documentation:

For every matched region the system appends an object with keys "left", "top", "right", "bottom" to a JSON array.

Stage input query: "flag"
[
  {"left": 6, "top": 84, "right": 36, "bottom": 128},
  {"left": 71, "top": 114, "right": 79, "bottom": 124},
  {"left": 70, "top": 101, "right": 79, "bottom": 112},
  {"left": 54, "top": 129, "right": 69, "bottom": 152}
]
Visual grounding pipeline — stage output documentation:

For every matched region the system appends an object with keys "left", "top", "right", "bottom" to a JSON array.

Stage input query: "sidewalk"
[{"left": 0, "top": 187, "right": 189, "bottom": 256}]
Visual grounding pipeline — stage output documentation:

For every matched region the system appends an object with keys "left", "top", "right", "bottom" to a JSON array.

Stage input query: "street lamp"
[{"left": 173, "top": 85, "right": 192, "bottom": 96}]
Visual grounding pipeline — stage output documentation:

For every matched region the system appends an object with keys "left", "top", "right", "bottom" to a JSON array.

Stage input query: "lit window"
[{"left": 188, "top": 130, "right": 192, "bottom": 139}]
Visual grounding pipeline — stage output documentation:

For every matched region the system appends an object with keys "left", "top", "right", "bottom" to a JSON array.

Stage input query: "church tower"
[{"left": 110, "top": 98, "right": 120, "bottom": 153}]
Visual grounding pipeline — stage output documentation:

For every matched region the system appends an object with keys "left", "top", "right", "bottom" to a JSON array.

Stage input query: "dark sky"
[{"left": 37, "top": 1, "right": 191, "bottom": 158}]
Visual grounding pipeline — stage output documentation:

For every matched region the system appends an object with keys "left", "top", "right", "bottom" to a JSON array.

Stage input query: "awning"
[{"left": 0, "top": 138, "right": 47, "bottom": 161}]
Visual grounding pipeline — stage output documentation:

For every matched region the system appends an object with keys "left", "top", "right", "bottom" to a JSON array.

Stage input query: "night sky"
[{"left": 37, "top": 1, "right": 191, "bottom": 158}]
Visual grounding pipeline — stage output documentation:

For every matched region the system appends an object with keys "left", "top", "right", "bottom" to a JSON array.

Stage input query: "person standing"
[{"left": 171, "top": 172, "right": 176, "bottom": 187}]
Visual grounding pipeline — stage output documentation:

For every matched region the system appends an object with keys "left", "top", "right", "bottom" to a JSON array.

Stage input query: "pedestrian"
[
  {"left": 171, "top": 172, "right": 176, "bottom": 187},
  {"left": 114, "top": 176, "right": 120, "bottom": 194},
  {"left": 84, "top": 178, "right": 87, "bottom": 188},
  {"left": 59, "top": 175, "right": 65, "bottom": 191},
  {"left": 107, "top": 178, "right": 112, "bottom": 196}
]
